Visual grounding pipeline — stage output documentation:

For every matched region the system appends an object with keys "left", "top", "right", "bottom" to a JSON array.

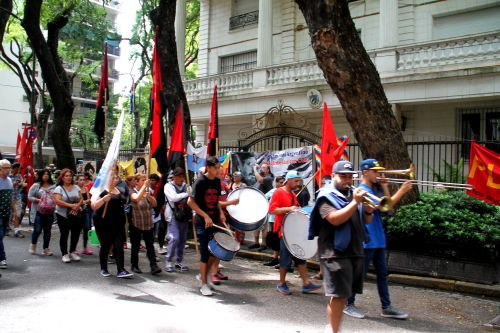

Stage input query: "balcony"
[
  {"left": 107, "top": 45, "right": 121, "bottom": 57},
  {"left": 184, "top": 30, "right": 500, "bottom": 101},
  {"left": 109, "top": 69, "right": 120, "bottom": 80},
  {"left": 70, "top": 88, "right": 98, "bottom": 101},
  {"left": 229, "top": 10, "right": 258, "bottom": 31}
]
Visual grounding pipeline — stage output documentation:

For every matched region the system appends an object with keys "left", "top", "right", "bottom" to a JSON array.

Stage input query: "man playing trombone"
[{"left": 343, "top": 159, "right": 412, "bottom": 320}]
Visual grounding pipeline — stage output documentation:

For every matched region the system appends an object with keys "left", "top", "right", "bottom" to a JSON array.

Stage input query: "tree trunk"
[
  {"left": 151, "top": 0, "right": 192, "bottom": 143},
  {"left": 22, "top": 0, "right": 76, "bottom": 171},
  {"left": 295, "top": 0, "right": 418, "bottom": 205},
  {"left": 34, "top": 96, "right": 53, "bottom": 168}
]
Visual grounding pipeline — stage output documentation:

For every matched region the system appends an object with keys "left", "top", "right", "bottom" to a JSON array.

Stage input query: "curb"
[{"left": 187, "top": 240, "right": 500, "bottom": 298}]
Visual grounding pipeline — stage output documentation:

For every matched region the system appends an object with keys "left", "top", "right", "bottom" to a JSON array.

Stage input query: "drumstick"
[
  {"left": 296, "top": 170, "right": 319, "bottom": 197},
  {"left": 212, "top": 223, "right": 234, "bottom": 236}
]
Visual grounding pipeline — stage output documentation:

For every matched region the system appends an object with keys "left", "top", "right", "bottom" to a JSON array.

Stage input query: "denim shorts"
[{"left": 279, "top": 237, "right": 306, "bottom": 269}]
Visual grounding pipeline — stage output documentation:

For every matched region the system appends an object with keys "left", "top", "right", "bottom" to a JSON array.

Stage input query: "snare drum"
[
  {"left": 208, "top": 232, "right": 241, "bottom": 261},
  {"left": 226, "top": 187, "right": 269, "bottom": 232},
  {"left": 282, "top": 206, "right": 317, "bottom": 260}
]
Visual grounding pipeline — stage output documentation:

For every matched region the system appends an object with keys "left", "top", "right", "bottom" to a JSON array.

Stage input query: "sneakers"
[
  {"left": 131, "top": 266, "right": 142, "bottom": 274},
  {"left": 200, "top": 284, "right": 213, "bottom": 296},
  {"left": 158, "top": 247, "right": 167, "bottom": 254},
  {"left": 43, "top": 248, "right": 53, "bottom": 256},
  {"left": 381, "top": 306, "right": 408, "bottom": 319},
  {"left": 196, "top": 274, "right": 216, "bottom": 290},
  {"left": 29, "top": 244, "right": 36, "bottom": 254},
  {"left": 100, "top": 269, "right": 111, "bottom": 277},
  {"left": 175, "top": 263, "right": 189, "bottom": 271},
  {"left": 117, "top": 270, "right": 133, "bottom": 278},
  {"left": 165, "top": 260, "right": 174, "bottom": 272},
  {"left": 214, "top": 270, "right": 228, "bottom": 280},
  {"left": 14, "top": 230, "right": 25, "bottom": 238},
  {"left": 151, "top": 264, "right": 162, "bottom": 275},
  {"left": 123, "top": 242, "right": 128, "bottom": 249},
  {"left": 81, "top": 249, "right": 93, "bottom": 255},
  {"left": 139, "top": 244, "right": 146, "bottom": 251},
  {"left": 210, "top": 274, "right": 221, "bottom": 285},
  {"left": 248, "top": 243, "right": 260, "bottom": 249},
  {"left": 263, "top": 258, "right": 279, "bottom": 266},
  {"left": 0, "top": 260, "right": 7, "bottom": 269},
  {"left": 69, "top": 252, "right": 81, "bottom": 261},
  {"left": 343, "top": 304, "right": 365, "bottom": 319},
  {"left": 257, "top": 245, "right": 267, "bottom": 252},
  {"left": 301, "top": 282, "right": 322, "bottom": 293},
  {"left": 276, "top": 282, "right": 292, "bottom": 295},
  {"left": 62, "top": 254, "right": 71, "bottom": 263},
  {"left": 107, "top": 255, "right": 115, "bottom": 264},
  {"left": 73, "top": 250, "right": 80, "bottom": 255}
]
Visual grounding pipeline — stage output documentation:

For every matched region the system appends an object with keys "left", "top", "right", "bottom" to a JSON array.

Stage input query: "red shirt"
[
  {"left": 268, "top": 187, "right": 299, "bottom": 237},
  {"left": 219, "top": 180, "right": 230, "bottom": 215}
]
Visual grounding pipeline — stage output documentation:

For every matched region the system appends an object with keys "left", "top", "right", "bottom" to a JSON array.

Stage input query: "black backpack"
[{"left": 169, "top": 183, "right": 192, "bottom": 222}]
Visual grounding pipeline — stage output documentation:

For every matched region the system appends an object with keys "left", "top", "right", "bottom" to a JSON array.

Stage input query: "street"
[{"left": 1, "top": 225, "right": 499, "bottom": 333}]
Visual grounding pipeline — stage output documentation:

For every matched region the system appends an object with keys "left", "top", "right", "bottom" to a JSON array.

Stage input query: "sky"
[{"left": 114, "top": 0, "right": 141, "bottom": 94}]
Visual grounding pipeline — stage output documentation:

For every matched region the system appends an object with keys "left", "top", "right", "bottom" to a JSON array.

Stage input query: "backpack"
[
  {"left": 37, "top": 186, "right": 56, "bottom": 215},
  {"left": 169, "top": 183, "right": 192, "bottom": 222}
]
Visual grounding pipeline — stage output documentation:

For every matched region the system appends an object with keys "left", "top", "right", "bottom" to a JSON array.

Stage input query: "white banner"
[{"left": 90, "top": 109, "right": 126, "bottom": 200}]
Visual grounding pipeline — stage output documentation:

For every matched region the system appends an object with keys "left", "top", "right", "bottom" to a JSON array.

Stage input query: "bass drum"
[
  {"left": 282, "top": 206, "right": 317, "bottom": 260},
  {"left": 226, "top": 187, "right": 269, "bottom": 232}
]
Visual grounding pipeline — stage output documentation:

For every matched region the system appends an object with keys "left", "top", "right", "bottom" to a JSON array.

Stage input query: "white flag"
[
  {"left": 187, "top": 142, "right": 207, "bottom": 172},
  {"left": 90, "top": 109, "right": 126, "bottom": 201}
]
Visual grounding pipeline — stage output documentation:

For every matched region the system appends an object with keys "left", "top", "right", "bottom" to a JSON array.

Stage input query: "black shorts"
[{"left": 321, "top": 257, "right": 364, "bottom": 298}]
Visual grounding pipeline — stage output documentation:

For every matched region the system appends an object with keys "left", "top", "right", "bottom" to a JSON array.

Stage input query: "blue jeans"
[
  {"left": 0, "top": 216, "right": 8, "bottom": 261},
  {"left": 81, "top": 211, "right": 91, "bottom": 248},
  {"left": 347, "top": 248, "right": 391, "bottom": 307},
  {"left": 31, "top": 212, "right": 54, "bottom": 249},
  {"left": 166, "top": 217, "right": 189, "bottom": 263}
]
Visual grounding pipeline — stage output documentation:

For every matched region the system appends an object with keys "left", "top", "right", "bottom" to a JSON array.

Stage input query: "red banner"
[{"left": 466, "top": 142, "right": 500, "bottom": 206}]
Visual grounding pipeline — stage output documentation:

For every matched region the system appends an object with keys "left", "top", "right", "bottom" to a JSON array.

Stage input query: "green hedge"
[{"left": 386, "top": 191, "right": 500, "bottom": 260}]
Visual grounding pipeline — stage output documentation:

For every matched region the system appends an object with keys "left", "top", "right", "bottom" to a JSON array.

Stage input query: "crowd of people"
[{"left": 0, "top": 156, "right": 413, "bottom": 333}]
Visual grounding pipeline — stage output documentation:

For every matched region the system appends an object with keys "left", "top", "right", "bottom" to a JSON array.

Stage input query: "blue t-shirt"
[{"left": 359, "top": 183, "right": 386, "bottom": 249}]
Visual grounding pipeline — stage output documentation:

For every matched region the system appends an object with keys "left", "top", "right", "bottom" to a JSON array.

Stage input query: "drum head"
[
  {"left": 226, "top": 187, "right": 269, "bottom": 224},
  {"left": 282, "top": 207, "right": 318, "bottom": 260},
  {"left": 214, "top": 233, "right": 240, "bottom": 252}
]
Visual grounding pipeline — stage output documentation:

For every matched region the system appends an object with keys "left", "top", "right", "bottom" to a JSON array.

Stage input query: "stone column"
[
  {"left": 257, "top": 0, "right": 273, "bottom": 67},
  {"left": 379, "top": 0, "right": 398, "bottom": 48},
  {"left": 175, "top": 0, "right": 187, "bottom": 78}
]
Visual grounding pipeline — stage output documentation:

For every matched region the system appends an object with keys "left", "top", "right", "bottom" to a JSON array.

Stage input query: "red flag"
[
  {"left": 167, "top": 101, "right": 186, "bottom": 167},
  {"left": 93, "top": 43, "right": 109, "bottom": 143},
  {"left": 150, "top": 27, "right": 168, "bottom": 174},
  {"left": 466, "top": 141, "right": 500, "bottom": 206},
  {"left": 206, "top": 84, "right": 218, "bottom": 157},
  {"left": 15, "top": 130, "right": 21, "bottom": 161}
]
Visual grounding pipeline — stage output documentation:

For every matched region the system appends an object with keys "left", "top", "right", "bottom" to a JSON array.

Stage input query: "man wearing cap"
[
  {"left": 269, "top": 170, "right": 322, "bottom": 295},
  {"left": 308, "top": 161, "right": 374, "bottom": 333},
  {"left": 9, "top": 162, "right": 26, "bottom": 237},
  {"left": 343, "top": 159, "right": 413, "bottom": 320}
]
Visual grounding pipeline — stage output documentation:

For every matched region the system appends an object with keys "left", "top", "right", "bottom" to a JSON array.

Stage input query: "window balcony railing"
[
  {"left": 107, "top": 45, "right": 121, "bottom": 57},
  {"left": 229, "top": 10, "right": 258, "bottom": 31},
  {"left": 109, "top": 69, "right": 120, "bottom": 79},
  {"left": 70, "top": 88, "right": 98, "bottom": 101}
]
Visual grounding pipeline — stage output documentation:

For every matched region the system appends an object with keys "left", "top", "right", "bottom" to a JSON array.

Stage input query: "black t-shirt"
[
  {"left": 316, "top": 194, "right": 364, "bottom": 259},
  {"left": 253, "top": 174, "right": 273, "bottom": 194},
  {"left": 190, "top": 174, "right": 221, "bottom": 224}
]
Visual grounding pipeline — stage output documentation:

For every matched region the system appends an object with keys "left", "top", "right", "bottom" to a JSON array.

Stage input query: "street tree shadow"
[{"left": 113, "top": 292, "right": 172, "bottom": 306}]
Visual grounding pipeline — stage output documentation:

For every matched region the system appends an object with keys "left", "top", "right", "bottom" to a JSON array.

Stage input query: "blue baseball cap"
[
  {"left": 360, "top": 159, "right": 386, "bottom": 171},
  {"left": 283, "top": 170, "right": 301, "bottom": 184}
]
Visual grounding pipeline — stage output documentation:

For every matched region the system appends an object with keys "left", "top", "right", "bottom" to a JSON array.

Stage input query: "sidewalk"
[{"left": 188, "top": 237, "right": 500, "bottom": 299}]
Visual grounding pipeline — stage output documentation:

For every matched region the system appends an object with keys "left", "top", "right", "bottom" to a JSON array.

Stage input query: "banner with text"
[{"left": 466, "top": 142, "right": 500, "bottom": 206}]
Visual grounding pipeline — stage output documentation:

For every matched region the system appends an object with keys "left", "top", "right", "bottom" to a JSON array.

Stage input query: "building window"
[
  {"left": 230, "top": 0, "right": 259, "bottom": 30},
  {"left": 22, "top": 95, "right": 29, "bottom": 102},
  {"left": 460, "top": 107, "right": 500, "bottom": 156},
  {"left": 220, "top": 51, "right": 257, "bottom": 74}
]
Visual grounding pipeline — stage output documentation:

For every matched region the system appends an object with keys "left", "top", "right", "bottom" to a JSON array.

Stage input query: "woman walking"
[
  {"left": 28, "top": 169, "right": 56, "bottom": 255},
  {"left": 91, "top": 174, "right": 131, "bottom": 278},
  {"left": 53, "top": 169, "right": 84, "bottom": 263},
  {"left": 76, "top": 174, "right": 93, "bottom": 255},
  {"left": 129, "top": 173, "right": 161, "bottom": 275}
]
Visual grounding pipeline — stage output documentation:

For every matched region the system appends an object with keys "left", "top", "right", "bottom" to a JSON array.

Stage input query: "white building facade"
[{"left": 181, "top": 0, "right": 500, "bottom": 177}]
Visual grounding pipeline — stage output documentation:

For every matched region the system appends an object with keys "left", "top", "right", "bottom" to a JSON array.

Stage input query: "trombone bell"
[{"left": 380, "top": 163, "right": 415, "bottom": 180}]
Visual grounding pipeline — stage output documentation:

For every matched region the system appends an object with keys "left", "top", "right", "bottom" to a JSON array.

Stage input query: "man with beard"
[
  {"left": 269, "top": 170, "right": 321, "bottom": 295},
  {"left": 250, "top": 163, "right": 274, "bottom": 251},
  {"left": 187, "top": 156, "right": 226, "bottom": 296}
]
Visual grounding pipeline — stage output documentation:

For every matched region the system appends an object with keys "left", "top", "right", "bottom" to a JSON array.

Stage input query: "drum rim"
[
  {"left": 282, "top": 208, "right": 318, "bottom": 260},
  {"left": 212, "top": 232, "right": 241, "bottom": 252}
]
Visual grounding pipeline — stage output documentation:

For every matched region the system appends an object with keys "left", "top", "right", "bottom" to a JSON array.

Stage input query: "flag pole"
[
  {"left": 184, "top": 154, "right": 200, "bottom": 261},
  {"left": 296, "top": 170, "right": 320, "bottom": 197}
]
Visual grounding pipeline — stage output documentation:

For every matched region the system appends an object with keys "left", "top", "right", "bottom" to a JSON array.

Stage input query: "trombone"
[
  {"left": 350, "top": 186, "right": 392, "bottom": 212},
  {"left": 379, "top": 163, "right": 473, "bottom": 190}
]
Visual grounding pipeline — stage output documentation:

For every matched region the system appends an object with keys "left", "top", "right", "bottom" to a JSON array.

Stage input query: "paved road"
[{"left": 1, "top": 226, "right": 498, "bottom": 333}]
